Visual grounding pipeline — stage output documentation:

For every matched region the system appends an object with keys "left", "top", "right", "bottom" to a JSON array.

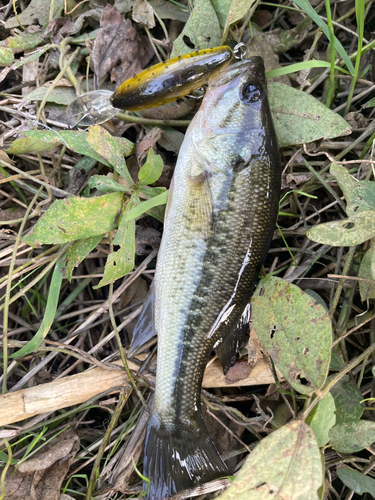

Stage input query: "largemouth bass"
[{"left": 129, "top": 56, "right": 281, "bottom": 499}]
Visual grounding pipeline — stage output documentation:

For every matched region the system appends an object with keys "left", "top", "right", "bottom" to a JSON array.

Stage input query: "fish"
[
  {"left": 128, "top": 56, "right": 281, "bottom": 499},
  {"left": 110, "top": 46, "right": 233, "bottom": 110}
]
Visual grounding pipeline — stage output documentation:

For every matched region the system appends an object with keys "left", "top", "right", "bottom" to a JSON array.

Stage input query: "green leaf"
[
  {"left": 329, "top": 374, "right": 364, "bottom": 425},
  {"left": 65, "top": 234, "right": 104, "bottom": 281},
  {"left": 307, "top": 210, "right": 375, "bottom": 246},
  {"left": 218, "top": 420, "right": 323, "bottom": 500},
  {"left": 330, "top": 163, "right": 375, "bottom": 215},
  {"left": 96, "top": 202, "right": 136, "bottom": 287},
  {"left": 292, "top": 0, "right": 354, "bottom": 75},
  {"left": 10, "top": 255, "right": 64, "bottom": 359},
  {"left": 266, "top": 61, "right": 346, "bottom": 79},
  {"left": 88, "top": 175, "right": 132, "bottom": 193},
  {"left": 2, "top": 31, "right": 44, "bottom": 50},
  {"left": 22, "top": 86, "right": 76, "bottom": 106},
  {"left": 268, "top": 83, "right": 352, "bottom": 147},
  {"left": 171, "top": 0, "right": 221, "bottom": 57},
  {"left": 0, "top": 45, "right": 54, "bottom": 84},
  {"left": 157, "top": 127, "right": 184, "bottom": 154},
  {"left": 210, "top": 0, "right": 231, "bottom": 27},
  {"left": 23, "top": 192, "right": 123, "bottom": 245},
  {"left": 0, "top": 47, "right": 14, "bottom": 65},
  {"left": 123, "top": 190, "right": 168, "bottom": 223},
  {"left": 5, "top": 0, "right": 63, "bottom": 28},
  {"left": 329, "top": 352, "right": 345, "bottom": 371},
  {"left": 306, "top": 392, "right": 336, "bottom": 447},
  {"left": 358, "top": 246, "right": 375, "bottom": 301},
  {"left": 329, "top": 420, "right": 375, "bottom": 453},
  {"left": 365, "top": 97, "right": 375, "bottom": 108},
  {"left": 221, "top": 0, "right": 256, "bottom": 43},
  {"left": 337, "top": 467, "right": 375, "bottom": 495},
  {"left": 138, "top": 148, "right": 164, "bottom": 186},
  {"left": 86, "top": 125, "right": 133, "bottom": 185},
  {"left": 252, "top": 276, "right": 332, "bottom": 395}
]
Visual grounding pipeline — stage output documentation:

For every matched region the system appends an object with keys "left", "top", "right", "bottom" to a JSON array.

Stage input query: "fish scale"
[{"left": 128, "top": 56, "right": 282, "bottom": 499}]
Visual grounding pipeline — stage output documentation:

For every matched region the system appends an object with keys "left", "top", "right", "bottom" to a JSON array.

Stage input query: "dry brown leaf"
[
  {"left": 92, "top": 4, "right": 154, "bottom": 86},
  {"left": 225, "top": 360, "right": 252, "bottom": 384},
  {"left": 132, "top": 0, "right": 156, "bottom": 28},
  {"left": 136, "top": 127, "right": 163, "bottom": 165},
  {"left": 135, "top": 226, "right": 161, "bottom": 255},
  {"left": 247, "top": 324, "right": 264, "bottom": 369},
  {"left": 2, "top": 429, "right": 79, "bottom": 500},
  {"left": 246, "top": 32, "right": 290, "bottom": 86}
]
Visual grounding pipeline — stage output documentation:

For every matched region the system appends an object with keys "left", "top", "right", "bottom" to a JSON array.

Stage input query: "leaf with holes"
[
  {"left": 171, "top": 0, "right": 221, "bottom": 57},
  {"left": 268, "top": 83, "right": 351, "bottom": 147},
  {"left": 307, "top": 210, "right": 375, "bottom": 246},
  {"left": 252, "top": 275, "right": 332, "bottom": 395},
  {"left": 330, "top": 163, "right": 375, "bottom": 215},
  {"left": 65, "top": 234, "right": 104, "bottom": 281},
  {"left": 96, "top": 199, "right": 136, "bottom": 287},
  {"left": 86, "top": 125, "right": 133, "bottom": 185},
  {"left": 329, "top": 420, "right": 375, "bottom": 453},
  {"left": 218, "top": 420, "right": 323, "bottom": 500}
]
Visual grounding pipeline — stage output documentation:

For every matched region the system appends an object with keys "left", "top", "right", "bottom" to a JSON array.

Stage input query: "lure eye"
[{"left": 242, "top": 81, "right": 262, "bottom": 103}]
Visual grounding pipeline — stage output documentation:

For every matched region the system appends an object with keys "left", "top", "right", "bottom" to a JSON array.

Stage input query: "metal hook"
[{"left": 233, "top": 42, "right": 247, "bottom": 60}]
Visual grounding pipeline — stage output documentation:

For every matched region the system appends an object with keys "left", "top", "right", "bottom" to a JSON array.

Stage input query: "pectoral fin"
[
  {"left": 186, "top": 172, "right": 213, "bottom": 239},
  {"left": 128, "top": 282, "right": 156, "bottom": 357}
]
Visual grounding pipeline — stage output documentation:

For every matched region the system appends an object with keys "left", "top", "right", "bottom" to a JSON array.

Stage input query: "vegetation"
[{"left": 1, "top": 0, "right": 375, "bottom": 498}]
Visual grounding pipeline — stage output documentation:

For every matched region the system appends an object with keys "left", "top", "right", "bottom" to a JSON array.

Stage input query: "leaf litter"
[{"left": 1, "top": 1, "right": 375, "bottom": 500}]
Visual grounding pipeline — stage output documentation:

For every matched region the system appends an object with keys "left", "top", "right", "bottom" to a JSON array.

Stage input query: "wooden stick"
[{"left": 0, "top": 356, "right": 275, "bottom": 427}]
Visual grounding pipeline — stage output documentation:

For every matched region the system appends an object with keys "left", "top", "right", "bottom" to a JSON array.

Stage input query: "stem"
[
  {"left": 324, "top": 0, "right": 336, "bottom": 107},
  {"left": 2, "top": 186, "right": 43, "bottom": 394},
  {"left": 344, "top": 0, "right": 365, "bottom": 114}
]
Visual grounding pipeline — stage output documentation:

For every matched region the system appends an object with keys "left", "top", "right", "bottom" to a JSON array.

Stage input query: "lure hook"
[{"left": 233, "top": 43, "right": 247, "bottom": 60}]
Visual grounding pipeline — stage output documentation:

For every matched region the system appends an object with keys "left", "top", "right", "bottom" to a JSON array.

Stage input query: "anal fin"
[
  {"left": 128, "top": 282, "right": 156, "bottom": 357},
  {"left": 214, "top": 303, "right": 250, "bottom": 374}
]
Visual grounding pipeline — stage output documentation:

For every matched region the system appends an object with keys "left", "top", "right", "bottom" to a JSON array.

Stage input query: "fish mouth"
[{"left": 208, "top": 56, "right": 266, "bottom": 89}]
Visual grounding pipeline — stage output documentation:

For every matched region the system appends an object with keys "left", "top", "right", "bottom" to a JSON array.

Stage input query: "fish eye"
[{"left": 242, "top": 81, "right": 262, "bottom": 103}]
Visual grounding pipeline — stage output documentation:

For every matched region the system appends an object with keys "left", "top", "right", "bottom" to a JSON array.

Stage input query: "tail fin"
[{"left": 143, "top": 413, "right": 228, "bottom": 499}]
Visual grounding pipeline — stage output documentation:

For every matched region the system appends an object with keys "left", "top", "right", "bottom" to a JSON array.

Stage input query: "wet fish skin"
[{"left": 131, "top": 56, "right": 281, "bottom": 499}]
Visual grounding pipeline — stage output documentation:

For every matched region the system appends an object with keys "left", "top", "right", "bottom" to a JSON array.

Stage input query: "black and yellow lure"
[
  {"left": 66, "top": 45, "right": 244, "bottom": 127},
  {"left": 110, "top": 46, "right": 233, "bottom": 110}
]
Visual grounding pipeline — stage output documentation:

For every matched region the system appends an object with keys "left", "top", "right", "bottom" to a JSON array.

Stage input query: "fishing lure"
[
  {"left": 110, "top": 45, "right": 233, "bottom": 110},
  {"left": 66, "top": 44, "right": 244, "bottom": 127}
]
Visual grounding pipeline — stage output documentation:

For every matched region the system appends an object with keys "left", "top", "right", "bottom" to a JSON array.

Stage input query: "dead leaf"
[
  {"left": 0, "top": 150, "right": 14, "bottom": 165},
  {"left": 246, "top": 32, "right": 290, "bottom": 86},
  {"left": 135, "top": 225, "right": 161, "bottom": 255},
  {"left": 225, "top": 360, "right": 252, "bottom": 384},
  {"left": 92, "top": 4, "right": 154, "bottom": 86},
  {"left": 132, "top": 0, "right": 156, "bottom": 28},
  {"left": 0, "top": 208, "right": 27, "bottom": 221},
  {"left": 344, "top": 111, "right": 369, "bottom": 130},
  {"left": 45, "top": 18, "right": 75, "bottom": 45},
  {"left": 5, "top": 0, "right": 63, "bottom": 29},
  {"left": 136, "top": 127, "right": 163, "bottom": 165},
  {"left": 18, "top": 434, "right": 78, "bottom": 472},
  {"left": 2, "top": 429, "right": 79, "bottom": 500},
  {"left": 247, "top": 325, "right": 264, "bottom": 369}
]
